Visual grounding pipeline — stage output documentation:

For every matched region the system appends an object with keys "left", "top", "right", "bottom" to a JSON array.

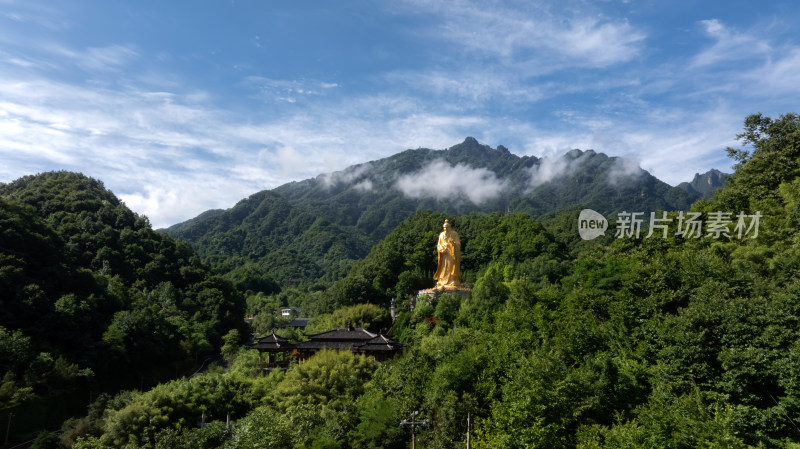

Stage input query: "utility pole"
[
  {"left": 412, "top": 412, "right": 416, "bottom": 449},
  {"left": 400, "top": 410, "right": 428, "bottom": 449},
  {"left": 4, "top": 412, "right": 13, "bottom": 447},
  {"left": 466, "top": 412, "right": 471, "bottom": 449}
]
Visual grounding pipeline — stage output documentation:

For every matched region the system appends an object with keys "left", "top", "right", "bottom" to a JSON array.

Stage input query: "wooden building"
[
  {"left": 249, "top": 333, "right": 292, "bottom": 368},
  {"left": 248, "top": 327, "right": 403, "bottom": 367}
]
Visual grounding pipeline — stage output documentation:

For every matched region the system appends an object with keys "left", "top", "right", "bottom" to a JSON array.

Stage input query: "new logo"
[{"left": 578, "top": 209, "right": 607, "bottom": 240}]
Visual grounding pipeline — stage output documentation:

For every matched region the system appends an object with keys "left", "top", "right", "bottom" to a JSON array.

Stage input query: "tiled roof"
[
  {"left": 285, "top": 318, "right": 311, "bottom": 328},
  {"left": 249, "top": 328, "right": 402, "bottom": 356},
  {"left": 304, "top": 327, "right": 377, "bottom": 341},
  {"left": 356, "top": 334, "right": 404, "bottom": 352},
  {"left": 295, "top": 340, "right": 362, "bottom": 350},
  {"left": 249, "top": 333, "right": 293, "bottom": 351}
]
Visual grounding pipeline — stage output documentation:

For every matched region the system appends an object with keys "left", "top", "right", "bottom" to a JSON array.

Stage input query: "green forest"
[
  {"left": 0, "top": 173, "right": 246, "bottom": 443},
  {"left": 164, "top": 137, "right": 706, "bottom": 288},
  {"left": 3, "top": 113, "right": 800, "bottom": 448}
]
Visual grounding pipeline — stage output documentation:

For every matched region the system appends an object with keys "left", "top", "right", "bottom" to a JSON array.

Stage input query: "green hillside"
[
  {"left": 164, "top": 190, "right": 372, "bottom": 285},
  {"left": 166, "top": 138, "right": 703, "bottom": 285},
  {"left": 57, "top": 114, "right": 800, "bottom": 449},
  {"left": 0, "top": 172, "right": 246, "bottom": 443}
]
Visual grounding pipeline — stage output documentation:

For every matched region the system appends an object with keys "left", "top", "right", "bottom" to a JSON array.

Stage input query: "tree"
[
  {"left": 274, "top": 349, "right": 377, "bottom": 411},
  {"left": 226, "top": 262, "right": 280, "bottom": 295},
  {"left": 717, "top": 113, "right": 800, "bottom": 212},
  {"left": 305, "top": 304, "right": 390, "bottom": 334},
  {"left": 31, "top": 430, "right": 60, "bottom": 449},
  {"left": 221, "top": 329, "right": 242, "bottom": 362}
]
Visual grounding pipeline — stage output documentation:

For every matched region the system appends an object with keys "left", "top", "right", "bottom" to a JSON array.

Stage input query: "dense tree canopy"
[
  {"left": 0, "top": 172, "right": 246, "bottom": 442},
  {"left": 166, "top": 138, "right": 703, "bottom": 288},
  {"left": 6, "top": 113, "right": 800, "bottom": 448}
]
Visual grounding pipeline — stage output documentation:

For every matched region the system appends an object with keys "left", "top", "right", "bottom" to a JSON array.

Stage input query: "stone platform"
[{"left": 415, "top": 287, "right": 472, "bottom": 299}]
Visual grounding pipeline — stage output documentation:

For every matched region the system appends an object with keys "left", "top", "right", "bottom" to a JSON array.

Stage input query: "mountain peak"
[
  {"left": 677, "top": 168, "right": 730, "bottom": 199},
  {"left": 450, "top": 136, "right": 511, "bottom": 154},
  {"left": 449, "top": 137, "right": 492, "bottom": 153},
  {"left": 441, "top": 138, "right": 521, "bottom": 166},
  {"left": 167, "top": 140, "right": 719, "bottom": 284}
]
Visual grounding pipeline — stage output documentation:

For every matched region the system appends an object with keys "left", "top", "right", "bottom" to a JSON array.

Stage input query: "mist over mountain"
[{"left": 165, "top": 138, "right": 719, "bottom": 283}]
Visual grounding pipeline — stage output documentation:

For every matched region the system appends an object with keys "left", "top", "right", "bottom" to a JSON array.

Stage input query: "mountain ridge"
[
  {"left": 676, "top": 168, "right": 730, "bottom": 198},
  {"left": 164, "top": 138, "right": 728, "bottom": 284}
]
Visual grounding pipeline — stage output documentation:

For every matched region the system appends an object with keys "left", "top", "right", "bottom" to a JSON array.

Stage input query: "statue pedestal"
[{"left": 415, "top": 287, "right": 472, "bottom": 299}]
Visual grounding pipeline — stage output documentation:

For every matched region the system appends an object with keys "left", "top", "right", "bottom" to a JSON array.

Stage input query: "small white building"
[{"left": 281, "top": 307, "right": 301, "bottom": 317}]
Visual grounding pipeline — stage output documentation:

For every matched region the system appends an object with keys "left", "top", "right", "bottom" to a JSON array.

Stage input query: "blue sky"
[{"left": 1, "top": 0, "right": 799, "bottom": 227}]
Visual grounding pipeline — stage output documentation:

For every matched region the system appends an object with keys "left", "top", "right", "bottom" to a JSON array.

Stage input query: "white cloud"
[
  {"left": 528, "top": 155, "right": 578, "bottom": 188},
  {"left": 0, "top": 50, "right": 748, "bottom": 225},
  {"left": 38, "top": 42, "right": 140, "bottom": 72},
  {"left": 0, "top": 57, "right": 501, "bottom": 227},
  {"left": 587, "top": 109, "right": 739, "bottom": 185},
  {"left": 0, "top": 72, "right": 257, "bottom": 227},
  {"left": 273, "top": 145, "right": 310, "bottom": 176},
  {"left": 398, "top": 0, "right": 645, "bottom": 70},
  {"left": 526, "top": 149, "right": 644, "bottom": 189},
  {"left": 80, "top": 45, "right": 139, "bottom": 72},
  {"left": 747, "top": 47, "right": 800, "bottom": 98},
  {"left": 691, "top": 19, "right": 771, "bottom": 68},
  {"left": 385, "top": 70, "right": 545, "bottom": 106},
  {"left": 527, "top": 149, "right": 641, "bottom": 189},
  {"left": 320, "top": 162, "right": 374, "bottom": 189},
  {"left": 116, "top": 171, "right": 254, "bottom": 229},
  {"left": 395, "top": 159, "right": 507, "bottom": 204},
  {"left": 555, "top": 17, "right": 644, "bottom": 66},
  {"left": 0, "top": 2, "right": 70, "bottom": 31},
  {"left": 242, "top": 76, "right": 339, "bottom": 103},
  {"left": 2, "top": 2, "right": 798, "bottom": 230},
  {"left": 607, "top": 156, "right": 644, "bottom": 185},
  {"left": 353, "top": 179, "right": 373, "bottom": 192}
]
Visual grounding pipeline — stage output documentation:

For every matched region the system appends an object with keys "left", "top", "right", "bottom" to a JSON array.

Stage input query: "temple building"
[
  {"left": 249, "top": 333, "right": 293, "bottom": 368},
  {"left": 249, "top": 327, "right": 403, "bottom": 368},
  {"left": 248, "top": 221, "right": 462, "bottom": 370}
]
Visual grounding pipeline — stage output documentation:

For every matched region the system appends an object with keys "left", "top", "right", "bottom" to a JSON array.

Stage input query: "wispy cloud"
[
  {"left": 0, "top": 1, "right": 70, "bottom": 31},
  {"left": 607, "top": 155, "right": 644, "bottom": 186},
  {"left": 544, "top": 102, "right": 742, "bottom": 185},
  {"left": 395, "top": 159, "right": 507, "bottom": 204},
  {"left": 243, "top": 76, "right": 339, "bottom": 103},
  {"left": 0, "top": 69, "right": 251, "bottom": 227},
  {"left": 353, "top": 180, "right": 373, "bottom": 192},
  {"left": 1, "top": 1, "right": 798, "bottom": 229},
  {"left": 385, "top": 70, "right": 544, "bottom": 107},
  {"left": 0, "top": 61, "right": 492, "bottom": 226},
  {"left": 47, "top": 43, "right": 140, "bottom": 72},
  {"left": 673, "top": 18, "right": 800, "bottom": 102},
  {"left": 691, "top": 19, "right": 771, "bottom": 68},
  {"left": 746, "top": 47, "right": 800, "bottom": 98},
  {"left": 528, "top": 153, "right": 585, "bottom": 189},
  {"left": 399, "top": 0, "right": 645, "bottom": 70},
  {"left": 320, "top": 162, "right": 373, "bottom": 189},
  {"left": 525, "top": 150, "right": 642, "bottom": 189}
]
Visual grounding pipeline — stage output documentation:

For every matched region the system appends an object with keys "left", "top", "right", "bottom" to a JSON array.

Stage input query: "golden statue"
[{"left": 434, "top": 219, "right": 462, "bottom": 289}]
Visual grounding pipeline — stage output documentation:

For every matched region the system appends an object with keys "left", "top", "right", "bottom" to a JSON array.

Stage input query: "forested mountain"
[
  {"left": 56, "top": 113, "right": 800, "bottom": 449},
  {"left": 166, "top": 138, "right": 708, "bottom": 284},
  {"left": 163, "top": 190, "right": 372, "bottom": 285},
  {"left": 0, "top": 172, "right": 246, "bottom": 442},
  {"left": 265, "top": 210, "right": 572, "bottom": 319},
  {"left": 677, "top": 168, "right": 729, "bottom": 198}
]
